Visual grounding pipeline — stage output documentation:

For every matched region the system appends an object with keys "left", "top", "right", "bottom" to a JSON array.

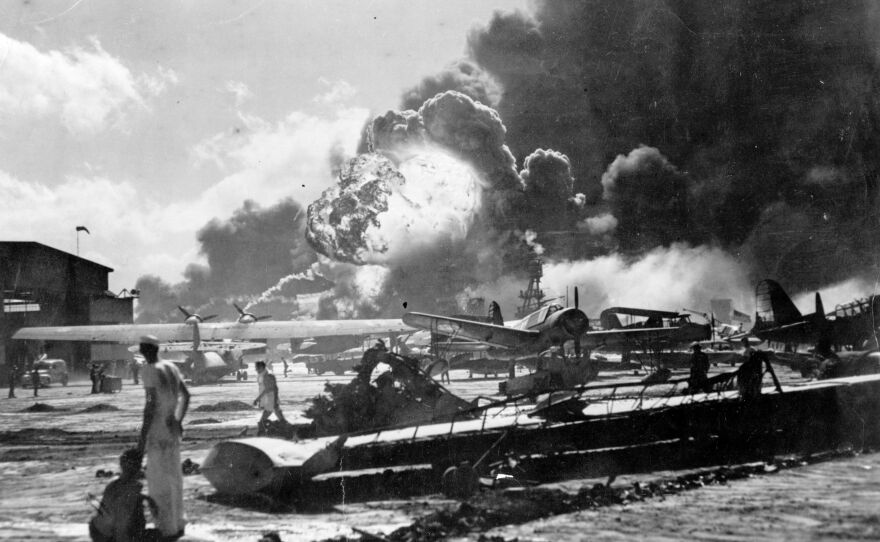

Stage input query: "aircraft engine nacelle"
[{"left": 543, "top": 308, "right": 590, "bottom": 346}]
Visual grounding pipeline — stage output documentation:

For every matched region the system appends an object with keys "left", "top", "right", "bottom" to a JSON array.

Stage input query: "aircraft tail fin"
[
  {"left": 754, "top": 280, "right": 802, "bottom": 329},
  {"left": 815, "top": 292, "right": 825, "bottom": 318},
  {"left": 488, "top": 301, "right": 504, "bottom": 326},
  {"left": 599, "top": 310, "right": 623, "bottom": 330}
]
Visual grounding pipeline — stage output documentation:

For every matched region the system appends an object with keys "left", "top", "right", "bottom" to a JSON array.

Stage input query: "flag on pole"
[{"left": 76, "top": 226, "right": 90, "bottom": 234}]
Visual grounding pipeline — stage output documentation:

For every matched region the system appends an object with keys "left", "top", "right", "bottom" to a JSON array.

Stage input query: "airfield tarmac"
[{"left": 1, "top": 363, "right": 878, "bottom": 541}]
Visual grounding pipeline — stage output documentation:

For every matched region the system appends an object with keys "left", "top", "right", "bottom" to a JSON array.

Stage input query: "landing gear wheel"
[{"left": 441, "top": 462, "right": 479, "bottom": 499}]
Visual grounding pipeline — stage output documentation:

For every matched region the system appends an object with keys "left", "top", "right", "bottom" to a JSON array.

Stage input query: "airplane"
[
  {"left": 751, "top": 279, "right": 880, "bottom": 351},
  {"left": 126, "top": 333, "right": 266, "bottom": 384},
  {"left": 12, "top": 314, "right": 414, "bottom": 384},
  {"left": 404, "top": 298, "right": 709, "bottom": 363},
  {"left": 199, "top": 364, "right": 880, "bottom": 501},
  {"left": 590, "top": 307, "right": 710, "bottom": 353},
  {"left": 403, "top": 292, "right": 590, "bottom": 359}
]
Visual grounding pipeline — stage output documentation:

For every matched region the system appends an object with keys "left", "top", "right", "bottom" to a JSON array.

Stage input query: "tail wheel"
[{"left": 441, "top": 463, "right": 479, "bottom": 499}]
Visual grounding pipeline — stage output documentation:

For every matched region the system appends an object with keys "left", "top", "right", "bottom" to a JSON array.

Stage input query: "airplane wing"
[
  {"left": 12, "top": 323, "right": 194, "bottom": 343},
  {"left": 582, "top": 323, "right": 710, "bottom": 349},
  {"left": 125, "top": 341, "right": 266, "bottom": 353},
  {"left": 402, "top": 312, "right": 539, "bottom": 349},
  {"left": 197, "top": 319, "right": 412, "bottom": 340},
  {"left": 12, "top": 319, "right": 413, "bottom": 343}
]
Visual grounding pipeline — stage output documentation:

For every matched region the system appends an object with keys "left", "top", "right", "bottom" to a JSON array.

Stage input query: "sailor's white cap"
[{"left": 139, "top": 335, "right": 160, "bottom": 346}]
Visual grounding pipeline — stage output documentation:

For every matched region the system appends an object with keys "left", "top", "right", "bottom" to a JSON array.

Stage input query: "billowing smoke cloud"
[
  {"left": 462, "top": 0, "right": 880, "bottom": 292},
  {"left": 401, "top": 60, "right": 501, "bottom": 111},
  {"left": 134, "top": 198, "right": 323, "bottom": 322},
  {"left": 600, "top": 146, "right": 703, "bottom": 251},
  {"left": 307, "top": 91, "right": 599, "bottom": 315},
  {"left": 141, "top": 1, "right": 880, "bottom": 327}
]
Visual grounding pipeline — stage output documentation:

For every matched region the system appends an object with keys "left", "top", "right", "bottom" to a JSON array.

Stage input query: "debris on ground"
[
  {"left": 182, "top": 458, "right": 200, "bottom": 475},
  {"left": 304, "top": 350, "right": 472, "bottom": 436},
  {"left": 95, "top": 469, "right": 115, "bottom": 478},
  {"left": 337, "top": 453, "right": 853, "bottom": 542},
  {"left": 188, "top": 418, "right": 221, "bottom": 425},
  {"left": 80, "top": 403, "right": 120, "bottom": 413},
  {"left": 20, "top": 403, "right": 67, "bottom": 413},
  {"left": 194, "top": 400, "right": 254, "bottom": 412}
]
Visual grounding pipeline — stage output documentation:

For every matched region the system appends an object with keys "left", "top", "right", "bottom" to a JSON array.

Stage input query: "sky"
[{"left": 0, "top": 0, "right": 527, "bottom": 292}]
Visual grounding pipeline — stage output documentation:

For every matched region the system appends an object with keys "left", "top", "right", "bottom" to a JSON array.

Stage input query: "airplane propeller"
[
  {"left": 234, "top": 303, "right": 272, "bottom": 323},
  {"left": 178, "top": 306, "right": 217, "bottom": 323}
]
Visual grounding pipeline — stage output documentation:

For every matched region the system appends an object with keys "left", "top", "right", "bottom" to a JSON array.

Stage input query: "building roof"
[{"left": 0, "top": 241, "right": 114, "bottom": 273}]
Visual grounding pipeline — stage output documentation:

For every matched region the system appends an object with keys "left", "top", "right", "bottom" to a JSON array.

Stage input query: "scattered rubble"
[
  {"left": 189, "top": 418, "right": 221, "bottom": 425},
  {"left": 182, "top": 458, "right": 200, "bottom": 475},
  {"left": 318, "top": 452, "right": 855, "bottom": 542},
  {"left": 80, "top": 403, "right": 120, "bottom": 413},
  {"left": 20, "top": 403, "right": 67, "bottom": 413},
  {"left": 194, "top": 400, "right": 253, "bottom": 412}
]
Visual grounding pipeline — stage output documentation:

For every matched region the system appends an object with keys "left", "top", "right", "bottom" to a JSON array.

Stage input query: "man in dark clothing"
[
  {"left": 687, "top": 343, "right": 710, "bottom": 393},
  {"left": 90, "top": 364, "right": 99, "bottom": 394},
  {"left": 355, "top": 340, "right": 388, "bottom": 382},
  {"left": 7, "top": 362, "right": 17, "bottom": 399},
  {"left": 31, "top": 365, "right": 39, "bottom": 397},
  {"left": 89, "top": 448, "right": 159, "bottom": 542}
]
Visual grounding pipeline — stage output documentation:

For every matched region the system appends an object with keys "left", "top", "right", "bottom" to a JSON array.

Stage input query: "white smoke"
[
  {"left": 465, "top": 244, "right": 752, "bottom": 321},
  {"left": 578, "top": 213, "right": 618, "bottom": 235},
  {"left": 791, "top": 277, "right": 879, "bottom": 314}
]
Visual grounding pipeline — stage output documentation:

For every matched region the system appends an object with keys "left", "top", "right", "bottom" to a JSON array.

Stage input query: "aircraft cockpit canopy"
[{"left": 523, "top": 304, "right": 564, "bottom": 329}]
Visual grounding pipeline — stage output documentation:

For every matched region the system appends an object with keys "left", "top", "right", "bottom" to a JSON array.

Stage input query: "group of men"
[
  {"left": 90, "top": 335, "right": 190, "bottom": 541},
  {"left": 688, "top": 337, "right": 778, "bottom": 398},
  {"left": 89, "top": 336, "right": 288, "bottom": 541},
  {"left": 6, "top": 362, "right": 40, "bottom": 398}
]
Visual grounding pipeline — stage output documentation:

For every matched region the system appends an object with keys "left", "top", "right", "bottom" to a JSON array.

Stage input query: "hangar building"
[{"left": 1, "top": 241, "right": 134, "bottom": 384}]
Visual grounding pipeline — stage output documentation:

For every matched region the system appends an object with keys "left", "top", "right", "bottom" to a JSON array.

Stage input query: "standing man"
[
  {"left": 89, "top": 364, "right": 99, "bottom": 394},
  {"left": 131, "top": 358, "right": 140, "bottom": 385},
  {"left": 253, "top": 361, "right": 287, "bottom": 435},
  {"left": 31, "top": 364, "right": 39, "bottom": 397},
  {"left": 136, "top": 335, "right": 189, "bottom": 541},
  {"left": 7, "top": 361, "right": 17, "bottom": 399},
  {"left": 687, "top": 342, "right": 710, "bottom": 393}
]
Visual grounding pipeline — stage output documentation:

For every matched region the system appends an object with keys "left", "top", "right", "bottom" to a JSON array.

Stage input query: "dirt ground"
[{"left": 1, "top": 363, "right": 878, "bottom": 541}]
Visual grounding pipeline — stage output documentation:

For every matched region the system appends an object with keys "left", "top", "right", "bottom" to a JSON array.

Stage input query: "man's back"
[
  {"left": 90, "top": 478, "right": 146, "bottom": 542},
  {"left": 142, "top": 361, "right": 183, "bottom": 443}
]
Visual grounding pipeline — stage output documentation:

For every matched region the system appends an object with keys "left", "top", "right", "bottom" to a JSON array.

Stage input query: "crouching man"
[{"left": 89, "top": 448, "right": 159, "bottom": 542}]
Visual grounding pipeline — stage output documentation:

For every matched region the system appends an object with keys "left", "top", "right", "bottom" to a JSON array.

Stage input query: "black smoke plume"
[
  {"left": 449, "top": 0, "right": 880, "bottom": 291},
  {"left": 134, "top": 199, "right": 322, "bottom": 322}
]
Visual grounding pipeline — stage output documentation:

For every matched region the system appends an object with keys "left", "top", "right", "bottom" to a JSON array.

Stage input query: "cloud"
[
  {"left": 313, "top": 78, "right": 358, "bottom": 107},
  {"left": 0, "top": 33, "right": 175, "bottom": 134},
  {"left": 0, "top": 168, "right": 189, "bottom": 287},
  {"left": 224, "top": 80, "right": 253, "bottom": 107},
  {"left": 190, "top": 106, "right": 370, "bottom": 219}
]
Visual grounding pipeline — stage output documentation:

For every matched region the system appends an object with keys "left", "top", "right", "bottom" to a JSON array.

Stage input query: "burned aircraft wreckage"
[{"left": 203, "top": 316, "right": 880, "bottom": 505}]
